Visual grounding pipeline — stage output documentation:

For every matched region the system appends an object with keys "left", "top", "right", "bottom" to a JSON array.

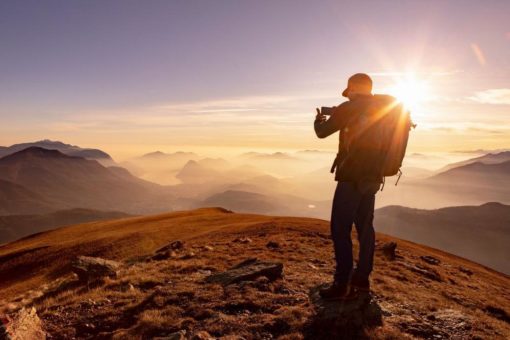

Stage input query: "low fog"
[{"left": 118, "top": 149, "right": 510, "bottom": 219}]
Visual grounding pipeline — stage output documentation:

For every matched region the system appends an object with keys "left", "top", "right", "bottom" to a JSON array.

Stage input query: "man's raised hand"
[{"left": 315, "top": 108, "right": 327, "bottom": 123}]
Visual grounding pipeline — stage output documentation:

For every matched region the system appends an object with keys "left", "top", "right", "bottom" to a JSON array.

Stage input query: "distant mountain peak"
[
  {"left": 0, "top": 140, "right": 113, "bottom": 163},
  {"left": 1, "top": 146, "right": 72, "bottom": 161},
  {"left": 138, "top": 150, "right": 198, "bottom": 159},
  {"left": 141, "top": 151, "right": 167, "bottom": 158},
  {"left": 480, "top": 201, "right": 506, "bottom": 208}
]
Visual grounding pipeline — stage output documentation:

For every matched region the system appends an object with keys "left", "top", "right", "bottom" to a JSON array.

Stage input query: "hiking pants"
[{"left": 330, "top": 181, "right": 380, "bottom": 284}]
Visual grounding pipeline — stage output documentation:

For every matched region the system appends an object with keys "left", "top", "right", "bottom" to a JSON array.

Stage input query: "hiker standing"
[{"left": 314, "top": 73, "right": 412, "bottom": 299}]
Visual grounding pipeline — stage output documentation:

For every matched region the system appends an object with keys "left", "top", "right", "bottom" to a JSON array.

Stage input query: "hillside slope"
[
  {"left": 0, "top": 179, "right": 57, "bottom": 215},
  {"left": 0, "top": 208, "right": 509, "bottom": 339},
  {"left": 438, "top": 151, "right": 510, "bottom": 173},
  {"left": 375, "top": 202, "right": 510, "bottom": 274},
  {"left": 0, "top": 209, "right": 132, "bottom": 245},
  {"left": 426, "top": 161, "right": 510, "bottom": 204}
]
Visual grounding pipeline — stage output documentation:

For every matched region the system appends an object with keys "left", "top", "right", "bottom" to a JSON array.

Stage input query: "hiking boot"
[
  {"left": 319, "top": 282, "right": 356, "bottom": 300},
  {"left": 350, "top": 276, "right": 370, "bottom": 292}
]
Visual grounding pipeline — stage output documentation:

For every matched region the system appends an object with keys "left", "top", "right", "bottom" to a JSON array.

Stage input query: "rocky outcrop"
[
  {"left": 3, "top": 307, "right": 46, "bottom": 340},
  {"left": 72, "top": 256, "right": 121, "bottom": 283},
  {"left": 308, "top": 285, "right": 382, "bottom": 339},
  {"left": 206, "top": 258, "right": 283, "bottom": 285}
]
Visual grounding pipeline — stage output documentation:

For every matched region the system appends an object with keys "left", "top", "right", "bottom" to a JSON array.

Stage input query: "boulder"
[
  {"left": 4, "top": 307, "right": 46, "bottom": 340},
  {"left": 308, "top": 284, "right": 382, "bottom": 338},
  {"left": 206, "top": 258, "right": 283, "bottom": 285},
  {"left": 377, "top": 242, "right": 397, "bottom": 260},
  {"left": 72, "top": 256, "right": 121, "bottom": 283}
]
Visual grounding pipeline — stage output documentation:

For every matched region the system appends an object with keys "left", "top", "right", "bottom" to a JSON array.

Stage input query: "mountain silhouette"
[
  {"left": 438, "top": 151, "right": 510, "bottom": 173},
  {"left": 0, "top": 147, "right": 175, "bottom": 214},
  {"left": 0, "top": 140, "right": 114, "bottom": 166},
  {"left": 375, "top": 202, "right": 510, "bottom": 274}
]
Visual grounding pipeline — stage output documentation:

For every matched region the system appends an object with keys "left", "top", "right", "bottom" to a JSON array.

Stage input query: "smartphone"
[{"left": 321, "top": 106, "right": 334, "bottom": 116}]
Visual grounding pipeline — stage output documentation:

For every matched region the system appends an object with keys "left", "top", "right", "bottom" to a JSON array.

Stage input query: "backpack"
[{"left": 341, "top": 94, "right": 413, "bottom": 185}]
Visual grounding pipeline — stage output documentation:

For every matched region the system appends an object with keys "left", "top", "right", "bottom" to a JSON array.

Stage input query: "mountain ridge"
[
  {"left": 0, "top": 140, "right": 114, "bottom": 165},
  {"left": 0, "top": 146, "right": 176, "bottom": 215},
  {"left": 375, "top": 202, "right": 510, "bottom": 274}
]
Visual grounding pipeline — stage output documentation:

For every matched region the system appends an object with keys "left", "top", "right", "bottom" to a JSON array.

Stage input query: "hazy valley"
[{"left": 1, "top": 140, "right": 509, "bottom": 276}]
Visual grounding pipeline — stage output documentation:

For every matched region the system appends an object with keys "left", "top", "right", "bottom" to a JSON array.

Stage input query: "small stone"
[
  {"left": 459, "top": 267, "right": 473, "bottom": 276},
  {"left": 266, "top": 241, "right": 280, "bottom": 249},
  {"left": 5, "top": 303, "right": 19, "bottom": 313},
  {"left": 192, "top": 331, "right": 214, "bottom": 340},
  {"left": 403, "top": 263, "right": 442, "bottom": 282},
  {"left": 152, "top": 250, "right": 177, "bottom": 261},
  {"left": 155, "top": 330, "right": 187, "bottom": 340},
  {"left": 234, "top": 237, "right": 252, "bottom": 244},
  {"left": 421, "top": 255, "right": 441, "bottom": 265},
  {"left": 203, "top": 245, "right": 214, "bottom": 251},
  {"left": 180, "top": 252, "right": 196, "bottom": 259},
  {"left": 156, "top": 240, "right": 185, "bottom": 254}
]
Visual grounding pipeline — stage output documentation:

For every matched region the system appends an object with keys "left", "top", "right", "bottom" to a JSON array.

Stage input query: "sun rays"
[{"left": 387, "top": 74, "right": 431, "bottom": 113}]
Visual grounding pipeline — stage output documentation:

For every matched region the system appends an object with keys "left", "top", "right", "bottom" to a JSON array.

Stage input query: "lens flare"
[{"left": 387, "top": 75, "right": 431, "bottom": 113}]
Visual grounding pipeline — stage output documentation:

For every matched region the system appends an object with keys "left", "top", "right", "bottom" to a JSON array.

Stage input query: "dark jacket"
[{"left": 314, "top": 94, "right": 385, "bottom": 183}]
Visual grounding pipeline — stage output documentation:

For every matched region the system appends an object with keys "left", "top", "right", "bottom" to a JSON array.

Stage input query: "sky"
[{"left": 1, "top": 0, "right": 509, "bottom": 160}]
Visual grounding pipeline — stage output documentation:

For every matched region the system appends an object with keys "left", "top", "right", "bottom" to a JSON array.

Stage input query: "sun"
[{"left": 387, "top": 75, "right": 431, "bottom": 112}]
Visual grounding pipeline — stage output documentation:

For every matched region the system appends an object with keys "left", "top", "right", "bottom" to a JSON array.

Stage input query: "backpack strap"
[
  {"left": 330, "top": 154, "right": 338, "bottom": 173},
  {"left": 395, "top": 169, "right": 403, "bottom": 186}
]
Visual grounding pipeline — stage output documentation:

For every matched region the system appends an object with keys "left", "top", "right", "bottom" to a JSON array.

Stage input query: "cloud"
[
  {"left": 420, "top": 122, "right": 510, "bottom": 135},
  {"left": 150, "top": 93, "right": 334, "bottom": 117},
  {"left": 43, "top": 93, "right": 330, "bottom": 135},
  {"left": 469, "top": 88, "right": 510, "bottom": 105},
  {"left": 368, "top": 70, "right": 462, "bottom": 77}
]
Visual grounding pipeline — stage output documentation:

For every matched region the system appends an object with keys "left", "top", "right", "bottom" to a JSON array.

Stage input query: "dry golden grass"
[{"left": 0, "top": 207, "right": 509, "bottom": 339}]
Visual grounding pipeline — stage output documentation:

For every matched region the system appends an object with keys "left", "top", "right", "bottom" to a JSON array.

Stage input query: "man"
[{"left": 314, "top": 73, "right": 383, "bottom": 300}]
